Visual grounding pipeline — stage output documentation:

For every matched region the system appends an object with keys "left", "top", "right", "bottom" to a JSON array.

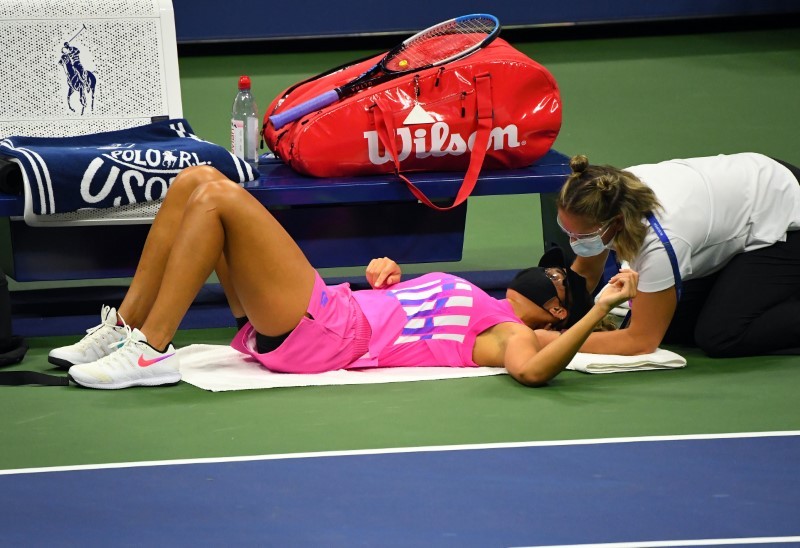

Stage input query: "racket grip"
[{"left": 269, "top": 90, "right": 340, "bottom": 130}]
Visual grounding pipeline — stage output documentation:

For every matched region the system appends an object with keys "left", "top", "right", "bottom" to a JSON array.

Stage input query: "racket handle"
[{"left": 269, "top": 90, "right": 340, "bottom": 130}]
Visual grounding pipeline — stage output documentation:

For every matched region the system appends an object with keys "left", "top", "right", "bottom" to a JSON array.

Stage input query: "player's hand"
[
  {"left": 366, "top": 257, "right": 402, "bottom": 288},
  {"left": 597, "top": 269, "right": 638, "bottom": 311}
]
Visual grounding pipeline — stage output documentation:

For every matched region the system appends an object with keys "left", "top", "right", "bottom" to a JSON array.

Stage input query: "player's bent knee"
[
  {"left": 186, "top": 178, "right": 244, "bottom": 208},
  {"left": 171, "top": 165, "right": 227, "bottom": 191}
]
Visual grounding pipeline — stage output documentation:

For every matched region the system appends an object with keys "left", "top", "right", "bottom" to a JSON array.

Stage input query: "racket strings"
[
  {"left": 416, "top": 17, "right": 495, "bottom": 43},
  {"left": 389, "top": 16, "right": 496, "bottom": 71},
  {"left": 400, "top": 37, "right": 477, "bottom": 68}
]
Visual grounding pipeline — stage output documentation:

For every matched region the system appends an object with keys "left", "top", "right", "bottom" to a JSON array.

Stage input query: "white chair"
[{"left": 0, "top": 0, "right": 183, "bottom": 226}]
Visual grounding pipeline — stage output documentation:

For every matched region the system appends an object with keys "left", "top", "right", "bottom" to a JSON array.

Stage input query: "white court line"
[
  {"left": 1, "top": 430, "right": 798, "bottom": 476},
  {"left": 513, "top": 536, "right": 800, "bottom": 547}
]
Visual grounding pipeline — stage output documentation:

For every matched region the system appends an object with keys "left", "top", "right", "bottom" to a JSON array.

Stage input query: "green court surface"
[
  {"left": 3, "top": 26, "right": 800, "bottom": 472},
  {"left": 2, "top": 330, "right": 799, "bottom": 471}
]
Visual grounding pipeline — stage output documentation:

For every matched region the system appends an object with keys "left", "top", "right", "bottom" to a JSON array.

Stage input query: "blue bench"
[{"left": 0, "top": 149, "right": 571, "bottom": 282}]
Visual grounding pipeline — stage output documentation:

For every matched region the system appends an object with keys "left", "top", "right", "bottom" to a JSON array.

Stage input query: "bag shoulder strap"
[
  {"left": 0, "top": 371, "right": 70, "bottom": 386},
  {"left": 373, "top": 73, "right": 494, "bottom": 211}
]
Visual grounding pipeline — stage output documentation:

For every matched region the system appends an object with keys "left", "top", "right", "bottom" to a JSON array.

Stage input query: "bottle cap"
[{"left": 238, "top": 75, "right": 251, "bottom": 90}]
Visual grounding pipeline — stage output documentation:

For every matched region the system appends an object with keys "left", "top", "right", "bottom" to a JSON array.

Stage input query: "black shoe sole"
[{"left": 48, "top": 356, "right": 75, "bottom": 370}]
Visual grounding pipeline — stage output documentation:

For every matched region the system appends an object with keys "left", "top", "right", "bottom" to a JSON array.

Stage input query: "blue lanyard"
[{"left": 646, "top": 213, "right": 682, "bottom": 301}]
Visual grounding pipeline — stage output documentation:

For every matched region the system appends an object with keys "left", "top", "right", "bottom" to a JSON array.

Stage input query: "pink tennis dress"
[{"left": 231, "top": 272, "right": 523, "bottom": 373}]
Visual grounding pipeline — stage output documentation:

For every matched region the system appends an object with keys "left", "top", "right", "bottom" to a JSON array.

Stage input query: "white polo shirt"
[{"left": 622, "top": 153, "right": 800, "bottom": 293}]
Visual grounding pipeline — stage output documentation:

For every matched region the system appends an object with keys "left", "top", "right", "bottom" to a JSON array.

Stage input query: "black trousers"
[{"left": 663, "top": 230, "right": 800, "bottom": 356}]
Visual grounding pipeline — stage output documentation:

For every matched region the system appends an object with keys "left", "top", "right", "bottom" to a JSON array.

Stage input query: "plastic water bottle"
[{"left": 231, "top": 75, "right": 259, "bottom": 170}]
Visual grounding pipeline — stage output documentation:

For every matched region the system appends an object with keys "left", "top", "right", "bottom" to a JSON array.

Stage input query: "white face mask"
[
  {"left": 570, "top": 233, "right": 611, "bottom": 257},
  {"left": 558, "top": 217, "right": 614, "bottom": 257}
]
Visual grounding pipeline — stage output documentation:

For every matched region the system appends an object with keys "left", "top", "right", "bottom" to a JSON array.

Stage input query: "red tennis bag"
[{"left": 263, "top": 38, "right": 561, "bottom": 210}]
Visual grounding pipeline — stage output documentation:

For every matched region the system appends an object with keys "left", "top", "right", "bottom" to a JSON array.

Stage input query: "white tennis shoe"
[
  {"left": 69, "top": 327, "right": 180, "bottom": 389},
  {"left": 48, "top": 305, "right": 127, "bottom": 369}
]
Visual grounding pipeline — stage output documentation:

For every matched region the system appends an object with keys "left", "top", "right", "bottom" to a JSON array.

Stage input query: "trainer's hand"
[
  {"left": 366, "top": 257, "right": 402, "bottom": 288},
  {"left": 597, "top": 269, "right": 638, "bottom": 312}
]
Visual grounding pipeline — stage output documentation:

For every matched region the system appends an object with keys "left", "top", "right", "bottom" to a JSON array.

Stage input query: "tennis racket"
[{"left": 269, "top": 13, "right": 501, "bottom": 130}]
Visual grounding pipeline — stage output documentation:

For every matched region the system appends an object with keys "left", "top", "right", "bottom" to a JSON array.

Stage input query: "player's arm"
[
  {"left": 568, "top": 286, "right": 676, "bottom": 355},
  {"left": 504, "top": 269, "right": 638, "bottom": 386}
]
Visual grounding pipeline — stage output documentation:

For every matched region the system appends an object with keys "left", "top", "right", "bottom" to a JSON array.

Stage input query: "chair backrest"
[
  {"left": 0, "top": 0, "right": 183, "bottom": 225},
  {"left": 0, "top": 0, "right": 182, "bottom": 140}
]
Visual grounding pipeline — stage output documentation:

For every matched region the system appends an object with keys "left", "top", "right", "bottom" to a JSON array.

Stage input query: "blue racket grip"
[{"left": 269, "top": 90, "right": 340, "bottom": 129}]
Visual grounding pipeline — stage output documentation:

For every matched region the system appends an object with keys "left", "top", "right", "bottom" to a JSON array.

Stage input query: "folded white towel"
[
  {"left": 565, "top": 347, "right": 686, "bottom": 374},
  {"left": 176, "top": 344, "right": 686, "bottom": 392}
]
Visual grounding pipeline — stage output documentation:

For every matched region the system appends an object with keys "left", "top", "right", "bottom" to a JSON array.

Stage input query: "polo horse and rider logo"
[{"left": 59, "top": 25, "right": 97, "bottom": 115}]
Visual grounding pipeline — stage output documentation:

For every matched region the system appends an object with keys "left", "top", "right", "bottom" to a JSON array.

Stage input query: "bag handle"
[{"left": 373, "top": 73, "right": 493, "bottom": 211}]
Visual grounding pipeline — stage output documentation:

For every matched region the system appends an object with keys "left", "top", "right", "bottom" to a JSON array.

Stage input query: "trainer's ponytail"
[{"left": 569, "top": 154, "right": 589, "bottom": 174}]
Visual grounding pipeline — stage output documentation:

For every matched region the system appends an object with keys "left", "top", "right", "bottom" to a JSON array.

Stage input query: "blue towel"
[{"left": 0, "top": 119, "right": 258, "bottom": 215}]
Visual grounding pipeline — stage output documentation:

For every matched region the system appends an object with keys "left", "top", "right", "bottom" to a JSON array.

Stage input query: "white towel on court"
[
  {"left": 176, "top": 344, "right": 686, "bottom": 392},
  {"left": 565, "top": 347, "right": 686, "bottom": 374}
]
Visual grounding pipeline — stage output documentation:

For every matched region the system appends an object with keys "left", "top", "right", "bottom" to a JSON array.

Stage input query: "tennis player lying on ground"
[{"left": 50, "top": 165, "right": 638, "bottom": 389}]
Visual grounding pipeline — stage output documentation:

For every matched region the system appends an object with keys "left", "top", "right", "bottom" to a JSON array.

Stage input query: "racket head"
[{"left": 382, "top": 14, "right": 500, "bottom": 74}]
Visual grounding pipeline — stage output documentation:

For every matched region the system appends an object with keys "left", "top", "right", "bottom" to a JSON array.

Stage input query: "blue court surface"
[{"left": 1, "top": 432, "right": 798, "bottom": 547}]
